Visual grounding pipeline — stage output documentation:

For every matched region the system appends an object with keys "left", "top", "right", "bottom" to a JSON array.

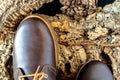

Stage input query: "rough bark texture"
[
  {"left": 0, "top": 0, "right": 120, "bottom": 80},
  {"left": 0, "top": 0, "right": 53, "bottom": 28},
  {"left": 60, "top": 0, "right": 98, "bottom": 20}
]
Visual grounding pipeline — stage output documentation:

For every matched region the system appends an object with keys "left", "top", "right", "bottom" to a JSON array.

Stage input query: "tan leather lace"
[{"left": 19, "top": 66, "right": 48, "bottom": 80}]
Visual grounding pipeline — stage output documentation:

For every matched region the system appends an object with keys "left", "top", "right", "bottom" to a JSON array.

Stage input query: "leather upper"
[
  {"left": 13, "top": 16, "right": 56, "bottom": 80},
  {"left": 76, "top": 61, "right": 114, "bottom": 80}
]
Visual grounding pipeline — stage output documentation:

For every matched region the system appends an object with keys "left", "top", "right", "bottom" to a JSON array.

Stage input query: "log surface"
[{"left": 0, "top": 0, "right": 120, "bottom": 80}]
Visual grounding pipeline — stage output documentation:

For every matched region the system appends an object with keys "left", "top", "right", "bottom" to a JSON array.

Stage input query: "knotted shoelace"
[{"left": 19, "top": 66, "right": 48, "bottom": 80}]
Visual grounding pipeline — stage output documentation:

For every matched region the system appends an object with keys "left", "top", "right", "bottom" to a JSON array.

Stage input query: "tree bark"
[{"left": 0, "top": 0, "right": 120, "bottom": 80}]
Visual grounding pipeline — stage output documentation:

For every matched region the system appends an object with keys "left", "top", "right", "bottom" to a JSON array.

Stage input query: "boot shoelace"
[{"left": 19, "top": 66, "right": 48, "bottom": 80}]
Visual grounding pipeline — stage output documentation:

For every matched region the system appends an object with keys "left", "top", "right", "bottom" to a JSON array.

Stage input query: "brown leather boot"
[
  {"left": 13, "top": 14, "right": 58, "bottom": 80},
  {"left": 76, "top": 60, "right": 114, "bottom": 80}
]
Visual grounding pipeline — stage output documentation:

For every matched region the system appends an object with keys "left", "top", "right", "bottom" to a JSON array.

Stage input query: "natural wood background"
[{"left": 0, "top": 0, "right": 120, "bottom": 80}]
